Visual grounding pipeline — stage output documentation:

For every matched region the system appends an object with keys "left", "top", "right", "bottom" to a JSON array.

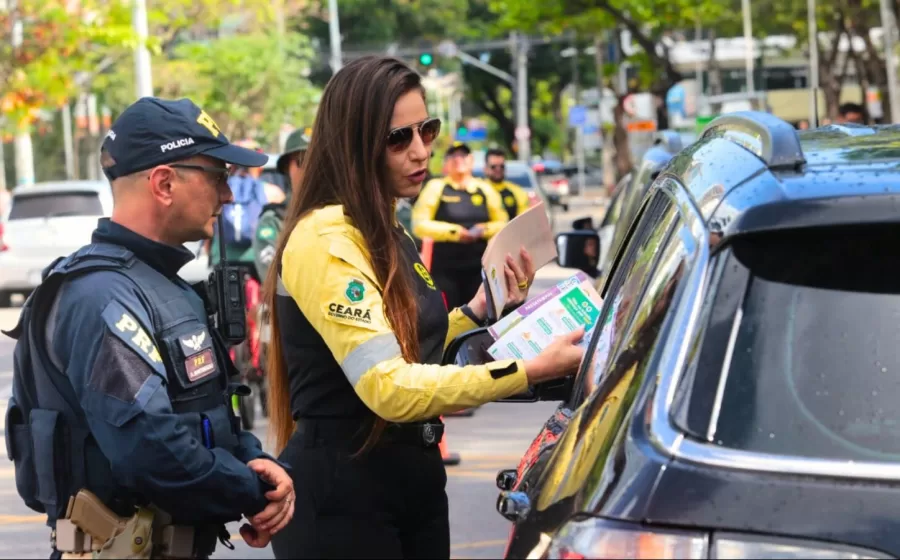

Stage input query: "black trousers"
[
  {"left": 270, "top": 429, "right": 450, "bottom": 559},
  {"left": 430, "top": 265, "right": 482, "bottom": 311}
]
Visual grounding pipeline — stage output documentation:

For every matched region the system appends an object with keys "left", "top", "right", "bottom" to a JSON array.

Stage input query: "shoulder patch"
[
  {"left": 258, "top": 225, "right": 277, "bottom": 241},
  {"left": 319, "top": 259, "right": 387, "bottom": 333},
  {"left": 101, "top": 300, "right": 164, "bottom": 375}
]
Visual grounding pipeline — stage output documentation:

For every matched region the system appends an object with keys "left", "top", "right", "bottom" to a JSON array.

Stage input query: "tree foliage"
[
  {"left": 0, "top": 1, "right": 133, "bottom": 130},
  {"left": 174, "top": 32, "right": 320, "bottom": 145}
]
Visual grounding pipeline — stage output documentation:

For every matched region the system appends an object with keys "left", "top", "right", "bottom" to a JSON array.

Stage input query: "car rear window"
[
  {"left": 10, "top": 191, "right": 103, "bottom": 220},
  {"left": 711, "top": 223, "right": 900, "bottom": 462}
]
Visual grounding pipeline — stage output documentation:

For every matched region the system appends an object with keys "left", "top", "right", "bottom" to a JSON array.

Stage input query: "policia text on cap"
[
  {"left": 262, "top": 55, "right": 586, "bottom": 559},
  {"left": 3, "top": 97, "right": 295, "bottom": 558}
]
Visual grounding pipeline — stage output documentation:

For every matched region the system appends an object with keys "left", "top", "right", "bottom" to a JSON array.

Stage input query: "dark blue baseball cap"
[{"left": 101, "top": 97, "right": 269, "bottom": 181}]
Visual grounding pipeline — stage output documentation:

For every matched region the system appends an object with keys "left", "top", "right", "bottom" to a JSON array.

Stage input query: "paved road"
[{"left": 0, "top": 196, "right": 606, "bottom": 558}]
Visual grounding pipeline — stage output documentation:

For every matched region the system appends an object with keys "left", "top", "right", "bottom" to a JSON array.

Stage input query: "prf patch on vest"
[
  {"left": 178, "top": 328, "right": 217, "bottom": 382},
  {"left": 101, "top": 300, "right": 164, "bottom": 373},
  {"left": 185, "top": 348, "right": 216, "bottom": 381}
]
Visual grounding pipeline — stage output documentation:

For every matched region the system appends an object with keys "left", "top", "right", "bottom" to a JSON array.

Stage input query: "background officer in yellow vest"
[
  {"left": 484, "top": 148, "right": 530, "bottom": 220},
  {"left": 412, "top": 142, "right": 508, "bottom": 309}
]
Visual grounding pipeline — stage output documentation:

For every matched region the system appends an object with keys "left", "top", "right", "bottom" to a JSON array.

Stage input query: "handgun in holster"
[
  {"left": 55, "top": 490, "right": 128, "bottom": 553},
  {"left": 56, "top": 490, "right": 199, "bottom": 559}
]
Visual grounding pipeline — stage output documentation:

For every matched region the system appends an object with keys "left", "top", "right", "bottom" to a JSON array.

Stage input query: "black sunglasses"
[
  {"left": 169, "top": 163, "right": 230, "bottom": 186},
  {"left": 386, "top": 117, "right": 442, "bottom": 152},
  {"left": 488, "top": 163, "right": 505, "bottom": 170}
]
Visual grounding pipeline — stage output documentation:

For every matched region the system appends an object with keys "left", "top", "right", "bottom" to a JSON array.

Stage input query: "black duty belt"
[{"left": 294, "top": 417, "right": 444, "bottom": 449}]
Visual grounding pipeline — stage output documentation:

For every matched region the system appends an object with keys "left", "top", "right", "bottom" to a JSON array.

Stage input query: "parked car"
[
  {"left": 0, "top": 180, "right": 211, "bottom": 306},
  {"left": 447, "top": 112, "right": 900, "bottom": 559}
]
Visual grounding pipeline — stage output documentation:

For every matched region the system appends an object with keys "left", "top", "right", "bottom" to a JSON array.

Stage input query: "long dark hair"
[{"left": 265, "top": 56, "right": 425, "bottom": 455}]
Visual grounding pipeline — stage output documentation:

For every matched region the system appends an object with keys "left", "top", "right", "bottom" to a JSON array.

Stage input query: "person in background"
[
  {"left": 483, "top": 148, "right": 530, "bottom": 220},
  {"left": 837, "top": 103, "right": 866, "bottom": 125},
  {"left": 412, "top": 142, "right": 508, "bottom": 309},
  {"left": 253, "top": 127, "right": 311, "bottom": 283}
]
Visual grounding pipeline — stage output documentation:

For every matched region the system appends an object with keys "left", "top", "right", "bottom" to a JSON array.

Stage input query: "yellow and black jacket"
[
  {"left": 411, "top": 176, "right": 508, "bottom": 270},
  {"left": 486, "top": 179, "right": 530, "bottom": 220},
  {"left": 275, "top": 204, "right": 527, "bottom": 423}
]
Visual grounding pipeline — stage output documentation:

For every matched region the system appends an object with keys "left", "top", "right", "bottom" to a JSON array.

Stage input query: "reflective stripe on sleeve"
[{"left": 341, "top": 332, "right": 403, "bottom": 385}]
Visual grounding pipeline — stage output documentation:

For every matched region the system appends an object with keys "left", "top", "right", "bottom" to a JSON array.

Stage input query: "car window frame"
[{"left": 569, "top": 187, "right": 682, "bottom": 408}]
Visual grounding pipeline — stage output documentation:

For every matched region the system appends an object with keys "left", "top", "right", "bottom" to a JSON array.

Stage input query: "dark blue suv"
[{"left": 448, "top": 112, "right": 900, "bottom": 559}]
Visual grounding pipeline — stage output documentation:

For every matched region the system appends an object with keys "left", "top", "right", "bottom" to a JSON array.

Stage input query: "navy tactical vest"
[{"left": 2, "top": 243, "right": 244, "bottom": 527}]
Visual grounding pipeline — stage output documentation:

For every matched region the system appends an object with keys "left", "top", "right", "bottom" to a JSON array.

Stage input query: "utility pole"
[
  {"left": 568, "top": 37, "right": 585, "bottom": 194},
  {"left": 133, "top": 0, "right": 153, "bottom": 98},
  {"left": 808, "top": 0, "right": 820, "bottom": 126},
  {"left": 328, "top": 0, "right": 343, "bottom": 73},
  {"left": 61, "top": 103, "right": 75, "bottom": 179},
  {"left": 741, "top": 0, "right": 755, "bottom": 96},
  {"left": 879, "top": 0, "right": 900, "bottom": 123},
  {"left": 513, "top": 33, "right": 530, "bottom": 163}
]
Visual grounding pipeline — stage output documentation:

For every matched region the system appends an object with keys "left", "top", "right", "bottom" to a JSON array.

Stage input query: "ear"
[{"left": 147, "top": 166, "right": 177, "bottom": 207}]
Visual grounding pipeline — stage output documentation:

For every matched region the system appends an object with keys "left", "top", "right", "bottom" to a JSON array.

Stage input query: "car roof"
[
  {"left": 654, "top": 112, "right": 900, "bottom": 248},
  {"left": 13, "top": 180, "right": 111, "bottom": 196}
]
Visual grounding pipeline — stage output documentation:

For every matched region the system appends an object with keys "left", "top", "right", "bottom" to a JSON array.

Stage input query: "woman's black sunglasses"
[{"left": 386, "top": 118, "right": 442, "bottom": 152}]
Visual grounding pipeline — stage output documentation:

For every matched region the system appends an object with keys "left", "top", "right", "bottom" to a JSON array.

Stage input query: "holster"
[{"left": 54, "top": 490, "right": 210, "bottom": 559}]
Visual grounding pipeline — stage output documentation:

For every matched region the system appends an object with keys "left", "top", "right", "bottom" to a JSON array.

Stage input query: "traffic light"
[{"left": 419, "top": 52, "right": 434, "bottom": 66}]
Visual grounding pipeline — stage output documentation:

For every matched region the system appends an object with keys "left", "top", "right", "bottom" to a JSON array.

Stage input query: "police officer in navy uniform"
[{"left": 2, "top": 97, "right": 295, "bottom": 558}]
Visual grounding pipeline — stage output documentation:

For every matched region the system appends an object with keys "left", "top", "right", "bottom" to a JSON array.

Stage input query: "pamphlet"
[
  {"left": 481, "top": 202, "right": 557, "bottom": 321},
  {"left": 487, "top": 273, "right": 603, "bottom": 362}
]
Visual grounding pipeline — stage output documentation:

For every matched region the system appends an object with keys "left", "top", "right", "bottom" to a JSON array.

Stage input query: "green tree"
[
  {"left": 173, "top": 31, "right": 320, "bottom": 145},
  {"left": 0, "top": 1, "right": 133, "bottom": 131}
]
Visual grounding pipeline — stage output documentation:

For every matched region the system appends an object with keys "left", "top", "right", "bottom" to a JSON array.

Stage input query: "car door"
[
  {"left": 503, "top": 185, "right": 694, "bottom": 558},
  {"left": 500, "top": 188, "right": 681, "bottom": 504}
]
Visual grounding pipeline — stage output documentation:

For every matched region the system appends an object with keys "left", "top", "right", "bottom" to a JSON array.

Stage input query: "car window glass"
[
  {"left": 545, "top": 224, "right": 689, "bottom": 506},
  {"left": 10, "top": 192, "right": 103, "bottom": 220},
  {"left": 573, "top": 191, "right": 679, "bottom": 403},
  {"left": 711, "top": 224, "right": 900, "bottom": 462},
  {"left": 599, "top": 181, "right": 628, "bottom": 231}
]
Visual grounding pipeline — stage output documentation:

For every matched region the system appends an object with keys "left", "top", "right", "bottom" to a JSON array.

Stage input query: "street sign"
[
  {"left": 568, "top": 105, "right": 587, "bottom": 128},
  {"left": 623, "top": 94, "right": 636, "bottom": 117},
  {"left": 515, "top": 126, "right": 531, "bottom": 140},
  {"left": 695, "top": 115, "right": 715, "bottom": 133},
  {"left": 438, "top": 40, "right": 458, "bottom": 57},
  {"left": 626, "top": 120, "right": 657, "bottom": 132},
  {"left": 666, "top": 84, "right": 686, "bottom": 119}
]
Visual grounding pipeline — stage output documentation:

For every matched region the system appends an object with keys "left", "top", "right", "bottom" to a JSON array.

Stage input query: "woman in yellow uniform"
[{"left": 263, "top": 55, "right": 586, "bottom": 559}]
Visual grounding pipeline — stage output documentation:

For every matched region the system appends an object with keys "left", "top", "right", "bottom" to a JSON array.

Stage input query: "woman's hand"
[
  {"left": 503, "top": 247, "right": 536, "bottom": 309},
  {"left": 524, "top": 327, "right": 587, "bottom": 384},
  {"left": 465, "top": 246, "right": 537, "bottom": 322}
]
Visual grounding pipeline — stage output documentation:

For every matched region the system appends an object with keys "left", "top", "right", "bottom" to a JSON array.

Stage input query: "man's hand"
[
  {"left": 239, "top": 524, "right": 272, "bottom": 548},
  {"left": 247, "top": 459, "right": 295, "bottom": 536}
]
